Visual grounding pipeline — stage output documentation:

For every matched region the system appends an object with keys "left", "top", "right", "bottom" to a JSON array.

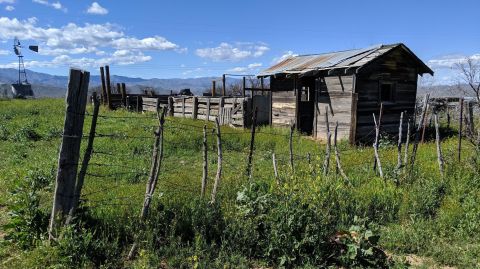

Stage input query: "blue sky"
[{"left": 0, "top": 0, "right": 479, "bottom": 83}]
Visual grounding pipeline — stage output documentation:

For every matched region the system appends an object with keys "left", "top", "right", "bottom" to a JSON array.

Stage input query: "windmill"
[{"left": 11, "top": 37, "right": 38, "bottom": 98}]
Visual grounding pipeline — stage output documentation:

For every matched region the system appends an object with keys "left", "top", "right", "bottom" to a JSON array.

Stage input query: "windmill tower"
[{"left": 11, "top": 37, "right": 38, "bottom": 98}]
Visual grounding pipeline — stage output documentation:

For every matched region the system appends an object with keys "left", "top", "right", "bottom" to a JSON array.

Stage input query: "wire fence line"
[{"left": 66, "top": 100, "right": 479, "bottom": 212}]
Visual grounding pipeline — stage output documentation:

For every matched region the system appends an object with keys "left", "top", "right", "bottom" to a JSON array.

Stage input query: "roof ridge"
[{"left": 293, "top": 44, "right": 385, "bottom": 58}]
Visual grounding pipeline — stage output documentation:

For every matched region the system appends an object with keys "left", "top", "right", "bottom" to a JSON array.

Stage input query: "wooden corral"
[
  {"left": 258, "top": 43, "right": 434, "bottom": 144},
  {"left": 141, "top": 96, "right": 271, "bottom": 128}
]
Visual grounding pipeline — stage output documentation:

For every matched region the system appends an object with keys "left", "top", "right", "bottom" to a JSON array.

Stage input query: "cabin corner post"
[
  {"left": 294, "top": 75, "right": 299, "bottom": 129},
  {"left": 349, "top": 93, "right": 359, "bottom": 145}
]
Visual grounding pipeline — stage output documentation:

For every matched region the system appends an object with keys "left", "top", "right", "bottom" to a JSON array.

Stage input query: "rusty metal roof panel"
[{"left": 258, "top": 44, "right": 399, "bottom": 76}]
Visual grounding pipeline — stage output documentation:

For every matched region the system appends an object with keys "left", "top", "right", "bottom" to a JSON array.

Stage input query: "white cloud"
[
  {"left": 272, "top": 51, "right": 298, "bottom": 64},
  {"left": 428, "top": 53, "right": 480, "bottom": 69},
  {"left": 0, "top": 49, "right": 9, "bottom": 55},
  {"left": 0, "top": 0, "right": 15, "bottom": 3},
  {"left": 87, "top": 2, "right": 108, "bottom": 15},
  {"left": 114, "top": 36, "right": 178, "bottom": 51},
  {"left": 32, "top": 0, "right": 67, "bottom": 12},
  {"left": 5, "top": 5, "right": 14, "bottom": 10},
  {"left": 196, "top": 42, "right": 269, "bottom": 62},
  {"left": 228, "top": 62, "right": 263, "bottom": 73},
  {"left": 0, "top": 16, "right": 183, "bottom": 67},
  {"left": 0, "top": 50, "right": 152, "bottom": 69}
]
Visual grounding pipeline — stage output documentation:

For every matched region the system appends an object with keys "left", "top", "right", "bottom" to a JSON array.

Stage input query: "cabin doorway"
[{"left": 297, "top": 85, "right": 315, "bottom": 134}]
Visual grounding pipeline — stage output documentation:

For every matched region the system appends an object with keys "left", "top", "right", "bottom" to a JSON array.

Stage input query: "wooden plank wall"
[
  {"left": 355, "top": 48, "right": 419, "bottom": 143},
  {"left": 314, "top": 75, "right": 354, "bottom": 141},
  {"left": 271, "top": 90, "right": 296, "bottom": 127},
  {"left": 270, "top": 77, "right": 296, "bottom": 127}
]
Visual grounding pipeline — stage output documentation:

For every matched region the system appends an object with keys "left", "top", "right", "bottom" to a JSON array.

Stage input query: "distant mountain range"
[
  {"left": 0, "top": 68, "right": 475, "bottom": 98},
  {"left": 0, "top": 68, "right": 231, "bottom": 97}
]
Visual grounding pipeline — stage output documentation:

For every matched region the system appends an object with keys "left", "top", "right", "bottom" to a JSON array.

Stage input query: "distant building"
[{"left": 257, "top": 43, "right": 433, "bottom": 143}]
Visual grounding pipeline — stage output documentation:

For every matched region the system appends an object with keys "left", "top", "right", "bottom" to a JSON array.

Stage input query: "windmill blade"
[{"left": 28, "top": 45, "right": 38, "bottom": 53}]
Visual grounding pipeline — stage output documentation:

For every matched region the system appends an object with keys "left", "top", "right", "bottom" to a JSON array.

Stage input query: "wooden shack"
[{"left": 257, "top": 43, "right": 433, "bottom": 143}]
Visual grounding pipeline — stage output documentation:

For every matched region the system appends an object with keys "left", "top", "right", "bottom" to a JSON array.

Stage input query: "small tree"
[{"left": 456, "top": 57, "right": 480, "bottom": 107}]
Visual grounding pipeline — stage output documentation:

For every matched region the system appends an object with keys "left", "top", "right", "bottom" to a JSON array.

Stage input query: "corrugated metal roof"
[{"left": 257, "top": 43, "right": 433, "bottom": 77}]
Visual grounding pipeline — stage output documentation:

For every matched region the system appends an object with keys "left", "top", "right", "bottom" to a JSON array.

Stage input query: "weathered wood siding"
[
  {"left": 314, "top": 75, "right": 354, "bottom": 141},
  {"left": 270, "top": 77, "right": 296, "bottom": 127},
  {"left": 355, "top": 47, "right": 419, "bottom": 143}
]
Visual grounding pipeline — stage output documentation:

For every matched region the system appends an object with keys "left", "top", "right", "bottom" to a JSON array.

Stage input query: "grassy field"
[{"left": 0, "top": 98, "right": 479, "bottom": 268}]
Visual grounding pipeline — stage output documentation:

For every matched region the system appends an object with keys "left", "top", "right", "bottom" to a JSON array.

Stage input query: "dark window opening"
[{"left": 380, "top": 82, "right": 395, "bottom": 103}]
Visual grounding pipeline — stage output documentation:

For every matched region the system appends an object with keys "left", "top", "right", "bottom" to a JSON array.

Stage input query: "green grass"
[{"left": 0, "top": 98, "right": 479, "bottom": 268}]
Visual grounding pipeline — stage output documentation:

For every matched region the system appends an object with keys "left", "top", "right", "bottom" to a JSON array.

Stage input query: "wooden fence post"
[
  {"left": 467, "top": 101, "right": 475, "bottom": 137},
  {"left": 211, "top": 117, "right": 223, "bottom": 204},
  {"left": 421, "top": 104, "right": 430, "bottom": 143},
  {"left": 410, "top": 94, "right": 429, "bottom": 170},
  {"left": 434, "top": 112, "right": 445, "bottom": 176},
  {"left": 272, "top": 153, "right": 279, "bottom": 183},
  {"left": 396, "top": 112, "right": 404, "bottom": 170},
  {"left": 403, "top": 118, "right": 411, "bottom": 172},
  {"left": 289, "top": 123, "right": 295, "bottom": 171},
  {"left": 65, "top": 91, "right": 99, "bottom": 225},
  {"left": 136, "top": 96, "right": 140, "bottom": 112},
  {"left": 222, "top": 74, "right": 226, "bottom": 96},
  {"left": 182, "top": 97, "right": 186, "bottom": 117},
  {"left": 121, "top": 83, "right": 127, "bottom": 107},
  {"left": 206, "top": 98, "right": 211, "bottom": 121},
  {"left": 105, "top": 65, "right": 112, "bottom": 109},
  {"left": 373, "top": 113, "right": 384, "bottom": 178},
  {"left": 193, "top": 96, "right": 198, "bottom": 120},
  {"left": 128, "top": 106, "right": 166, "bottom": 259},
  {"left": 201, "top": 124, "right": 208, "bottom": 197},
  {"left": 218, "top": 97, "right": 225, "bottom": 123},
  {"left": 242, "top": 76, "right": 246, "bottom": 97},
  {"left": 323, "top": 106, "right": 331, "bottom": 176},
  {"left": 168, "top": 96, "right": 174, "bottom": 117},
  {"left": 49, "top": 69, "right": 90, "bottom": 240},
  {"left": 99, "top": 66, "right": 107, "bottom": 105},
  {"left": 212, "top": 80, "right": 216, "bottom": 97},
  {"left": 458, "top": 98, "right": 464, "bottom": 161},
  {"left": 373, "top": 103, "right": 384, "bottom": 170},
  {"left": 246, "top": 107, "right": 258, "bottom": 179},
  {"left": 334, "top": 122, "right": 350, "bottom": 184}
]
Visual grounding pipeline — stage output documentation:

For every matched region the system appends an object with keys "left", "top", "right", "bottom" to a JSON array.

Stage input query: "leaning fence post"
[
  {"left": 458, "top": 98, "right": 464, "bottom": 161},
  {"left": 65, "top": 91, "right": 99, "bottom": 225},
  {"left": 373, "top": 103, "right": 384, "bottom": 170},
  {"left": 323, "top": 106, "right": 331, "bottom": 176},
  {"left": 289, "top": 123, "right": 295, "bottom": 171},
  {"left": 396, "top": 112, "right": 404, "bottom": 171},
  {"left": 246, "top": 107, "right": 258, "bottom": 179},
  {"left": 403, "top": 118, "right": 411, "bottom": 172},
  {"left": 434, "top": 111, "right": 445, "bottom": 176},
  {"left": 49, "top": 69, "right": 90, "bottom": 240},
  {"left": 211, "top": 118, "right": 223, "bottom": 204},
  {"left": 128, "top": 106, "right": 166, "bottom": 260},
  {"left": 105, "top": 65, "right": 112, "bottom": 109},
  {"left": 373, "top": 113, "right": 384, "bottom": 178},
  {"left": 334, "top": 122, "right": 350, "bottom": 184},
  {"left": 201, "top": 124, "right": 208, "bottom": 197}
]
